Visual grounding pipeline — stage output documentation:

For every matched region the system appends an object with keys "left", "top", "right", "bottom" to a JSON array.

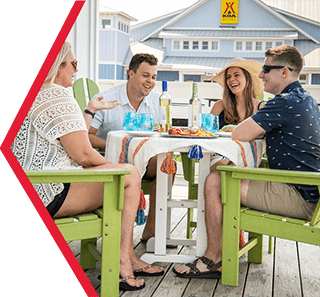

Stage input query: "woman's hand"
[{"left": 87, "top": 96, "right": 121, "bottom": 113}]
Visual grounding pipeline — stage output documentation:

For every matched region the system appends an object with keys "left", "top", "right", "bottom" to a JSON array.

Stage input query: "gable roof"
[
  {"left": 137, "top": 0, "right": 320, "bottom": 44},
  {"left": 100, "top": 5, "right": 137, "bottom": 22},
  {"left": 140, "top": 0, "right": 209, "bottom": 42}
]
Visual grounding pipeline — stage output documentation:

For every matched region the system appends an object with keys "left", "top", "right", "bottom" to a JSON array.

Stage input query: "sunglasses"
[
  {"left": 70, "top": 59, "right": 78, "bottom": 70},
  {"left": 262, "top": 65, "right": 294, "bottom": 74}
]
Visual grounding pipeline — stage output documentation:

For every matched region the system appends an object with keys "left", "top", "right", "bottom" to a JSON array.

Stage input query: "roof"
[
  {"left": 138, "top": 0, "right": 320, "bottom": 44},
  {"left": 162, "top": 56, "right": 265, "bottom": 71},
  {"left": 100, "top": 5, "right": 137, "bottom": 22},
  {"left": 158, "top": 30, "right": 298, "bottom": 39}
]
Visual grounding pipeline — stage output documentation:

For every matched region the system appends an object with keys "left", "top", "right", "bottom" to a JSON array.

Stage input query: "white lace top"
[{"left": 11, "top": 84, "right": 87, "bottom": 206}]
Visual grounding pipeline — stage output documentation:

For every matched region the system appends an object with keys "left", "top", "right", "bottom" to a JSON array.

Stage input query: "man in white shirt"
[{"left": 89, "top": 53, "right": 163, "bottom": 242}]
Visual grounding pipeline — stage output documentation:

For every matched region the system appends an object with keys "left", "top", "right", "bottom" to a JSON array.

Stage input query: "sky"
[{"left": 100, "top": 0, "right": 198, "bottom": 24}]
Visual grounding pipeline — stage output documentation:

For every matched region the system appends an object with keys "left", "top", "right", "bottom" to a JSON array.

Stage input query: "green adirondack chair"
[
  {"left": 217, "top": 165, "right": 320, "bottom": 286},
  {"left": 26, "top": 168, "right": 130, "bottom": 297},
  {"left": 72, "top": 78, "right": 154, "bottom": 194}
]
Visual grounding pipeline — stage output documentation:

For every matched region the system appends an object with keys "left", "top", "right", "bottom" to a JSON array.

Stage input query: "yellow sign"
[{"left": 221, "top": 0, "right": 239, "bottom": 24}]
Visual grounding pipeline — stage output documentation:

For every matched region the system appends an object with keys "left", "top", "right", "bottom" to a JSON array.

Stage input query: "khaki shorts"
[{"left": 246, "top": 180, "right": 317, "bottom": 220}]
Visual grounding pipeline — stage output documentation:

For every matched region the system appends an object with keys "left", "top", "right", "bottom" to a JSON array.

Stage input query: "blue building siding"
[
  {"left": 117, "top": 32, "right": 130, "bottom": 63},
  {"left": 312, "top": 74, "right": 320, "bottom": 85},
  {"left": 156, "top": 71, "right": 179, "bottom": 82},
  {"left": 184, "top": 75, "right": 201, "bottom": 82},
  {"left": 99, "top": 31, "right": 116, "bottom": 61},
  {"left": 285, "top": 16, "right": 320, "bottom": 42},
  {"left": 131, "top": 16, "right": 176, "bottom": 42},
  {"left": 171, "top": 0, "right": 291, "bottom": 29},
  {"left": 116, "top": 65, "right": 124, "bottom": 80},
  {"left": 99, "top": 64, "right": 115, "bottom": 79}
]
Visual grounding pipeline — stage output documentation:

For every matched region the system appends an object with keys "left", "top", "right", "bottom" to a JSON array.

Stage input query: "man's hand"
[{"left": 87, "top": 96, "right": 121, "bottom": 113}]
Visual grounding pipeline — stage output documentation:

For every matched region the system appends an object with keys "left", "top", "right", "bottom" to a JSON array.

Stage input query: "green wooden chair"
[
  {"left": 73, "top": 77, "right": 99, "bottom": 112},
  {"left": 26, "top": 168, "right": 130, "bottom": 297},
  {"left": 72, "top": 78, "right": 153, "bottom": 194},
  {"left": 217, "top": 165, "right": 320, "bottom": 286}
]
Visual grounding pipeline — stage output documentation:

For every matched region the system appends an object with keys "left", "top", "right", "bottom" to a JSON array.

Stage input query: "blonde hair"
[{"left": 44, "top": 42, "right": 71, "bottom": 85}]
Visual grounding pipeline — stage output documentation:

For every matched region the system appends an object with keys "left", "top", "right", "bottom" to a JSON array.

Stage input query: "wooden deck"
[{"left": 68, "top": 176, "right": 320, "bottom": 297}]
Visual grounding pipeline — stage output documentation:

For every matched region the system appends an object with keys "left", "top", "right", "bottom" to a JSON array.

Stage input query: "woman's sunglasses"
[
  {"left": 262, "top": 65, "right": 294, "bottom": 74},
  {"left": 70, "top": 60, "right": 78, "bottom": 70}
]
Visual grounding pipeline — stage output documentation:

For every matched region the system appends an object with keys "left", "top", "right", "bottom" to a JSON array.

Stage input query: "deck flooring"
[{"left": 68, "top": 176, "right": 320, "bottom": 297}]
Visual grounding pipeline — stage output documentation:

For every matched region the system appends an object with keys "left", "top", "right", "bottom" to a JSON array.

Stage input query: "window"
[
  {"left": 193, "top": 41, "right": 199, "bottom": 50},
  {"left": 235, "top": 40, "right": 285, "bottom": 52},
  {"left": 246, "top": 42, "right": 252, "bottom": 51},
  {"left": 236, "top": 41, "right": 242, "bottom": 51},
  {"left": 212, "top": 41, "right": 218, "bottom": 51},
  {"left": 172, "top": 40, "right": 219, "bottom": 51},
  {"left": 256, "top": 42, "right": 262, "bottom": 51},
  {"left": 266, "top": 42, "right": 272, "bottom": 50},
  {"left": 299, "top": 74, "right": 307, "bottom": 84},
  {"left": 102, "top": 19, "right": 111, "bottom": 29}
]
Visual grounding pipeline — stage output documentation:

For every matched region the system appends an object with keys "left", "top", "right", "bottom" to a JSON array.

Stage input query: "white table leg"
[
  {"left": 196, "top": 152, "right": 210, "bottom": 257},
  {"left": 154, "top": 152, "right": 168, "bottom": 256}
]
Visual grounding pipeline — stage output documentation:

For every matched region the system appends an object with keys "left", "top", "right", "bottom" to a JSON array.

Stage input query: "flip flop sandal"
[
  {"left": 119, "top": 275, "right": 146, "bottom": 291},
  {"left": 133, "top": 264, "right": 164, "bottom": 277},
  {"left": 140, "top": 238, "right": 178, "bottom": 249},
  {"left": 98, "top": 275, "right": 146, "bottom": 291},
  {"left": 172, "top": 256, "right": 222, "bottom": 279}
]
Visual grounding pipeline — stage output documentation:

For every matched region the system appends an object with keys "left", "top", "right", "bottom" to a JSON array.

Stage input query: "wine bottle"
[
  {"left": 188, "top": 82, "right": 201, "bottom": 128},
  {"left": 159, "top": 81, "right": 172, "bottom": 132}
]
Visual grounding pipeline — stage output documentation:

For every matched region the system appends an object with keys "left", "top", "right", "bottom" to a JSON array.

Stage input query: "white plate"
[
  {"left": 216, "top": 131, "right": 232, "bottom": 137},
  {"left": 126, "top": 131, "right": 158, "bottom": 137},
  {"left": 160, "top": 133, "right": 218, "bottom": 139}
]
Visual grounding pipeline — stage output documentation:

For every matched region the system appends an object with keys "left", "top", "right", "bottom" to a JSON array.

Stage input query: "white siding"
[{"left": 67, "top": 0, "right": 99, "bottom": 81}]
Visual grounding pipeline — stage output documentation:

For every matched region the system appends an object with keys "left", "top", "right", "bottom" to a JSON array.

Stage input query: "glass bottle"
[
  {"left": 188, "top": 82, "right": 201, "bottom": 129},
  {"left": 159, "top": 80, "right": 172, "bottom": 132}
]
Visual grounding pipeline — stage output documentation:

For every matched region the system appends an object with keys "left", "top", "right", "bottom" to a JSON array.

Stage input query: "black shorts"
[
  {"left": 142, "top": 161, "right": 156, "bottom": 182},
  {"left": 46, "top": 183, "right": 70, "bottom": 217}
]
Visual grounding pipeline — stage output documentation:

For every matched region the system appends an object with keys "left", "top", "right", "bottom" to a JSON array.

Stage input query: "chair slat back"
[
  {"left": 310, "top": 186, "right": 320, "bottom": 226},
  {"left": 73, "top": 78, "right": 87, "bottom": 112},
  {"left": 86, "top": 78, "right": 100, "bottom": 100}
]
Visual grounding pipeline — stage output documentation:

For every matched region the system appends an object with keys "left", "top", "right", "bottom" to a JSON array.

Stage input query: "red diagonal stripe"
[{"left": 0, "top": 1, "right": 98, "bottom": 296}]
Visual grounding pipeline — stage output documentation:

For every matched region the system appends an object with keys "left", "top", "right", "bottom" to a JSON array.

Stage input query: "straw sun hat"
[{"left": 211, "top": 58, "right": 264, "bottom": 96}]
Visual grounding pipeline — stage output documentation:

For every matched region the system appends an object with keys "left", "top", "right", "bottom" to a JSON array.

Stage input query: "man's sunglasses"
[{"left": 262, "top": 65, "right": 294, "bottom": 74}]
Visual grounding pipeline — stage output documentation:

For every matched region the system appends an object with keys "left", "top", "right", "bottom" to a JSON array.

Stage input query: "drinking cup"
[
  {"left": 198, "top": 113, "right": 219, "bottom": 133},
  {"left": 138, "top": 113, "right": 154, "bottom": 131},
  {"left": 123, "top": 112, "right": 138, "bottom": 131}
]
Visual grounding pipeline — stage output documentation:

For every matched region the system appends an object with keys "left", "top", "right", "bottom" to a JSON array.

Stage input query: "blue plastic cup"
[
  {"left": 138, "top": 113, "right": 154, "bottom": 131},
  {"left": 199, "top": 113, "right": 219, "bottom": 133},
  {"left": 123, "top": 112, "right": 138, "bottom": 131}
]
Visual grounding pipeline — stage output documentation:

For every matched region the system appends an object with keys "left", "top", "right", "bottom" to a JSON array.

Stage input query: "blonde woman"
[{"left": 11, "top": 42, "right": 163, "bottom": 291}]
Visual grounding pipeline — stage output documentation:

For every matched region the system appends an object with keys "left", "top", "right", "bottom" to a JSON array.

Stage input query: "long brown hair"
[{"left": 223, "top": 67, "right": 256, "bottom": 124}]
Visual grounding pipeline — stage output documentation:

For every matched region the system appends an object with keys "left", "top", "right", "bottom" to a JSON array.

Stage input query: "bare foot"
[
  {"left": 141, "top": 226, "right": 154, "bottom": 242},
  {"left": 120, "top": 258, "right": 144, "bottom": 288},
  {"left": 131, "top": 257, "right": 163, "bottom": 275}
]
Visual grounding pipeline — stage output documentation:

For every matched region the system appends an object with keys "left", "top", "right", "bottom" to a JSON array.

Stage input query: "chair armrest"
[
  {"left": 217, "top": 165, "right": 320, "bottom": 187},
  {"left": 25, "top": 168, "right": 131, "bottom": 184},
  {"left": 26, "top": 168, "right": 131, "bottom": 211}
]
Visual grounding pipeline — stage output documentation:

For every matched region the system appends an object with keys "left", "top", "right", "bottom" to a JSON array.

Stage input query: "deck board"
[{"left": 66, "top": 176, "right": 319, "bottom": 296}]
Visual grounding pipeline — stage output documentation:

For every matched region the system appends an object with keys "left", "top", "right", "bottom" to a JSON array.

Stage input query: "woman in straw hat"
[{"left": 209, "top": 57, "right": 265, "bottom": 170}]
